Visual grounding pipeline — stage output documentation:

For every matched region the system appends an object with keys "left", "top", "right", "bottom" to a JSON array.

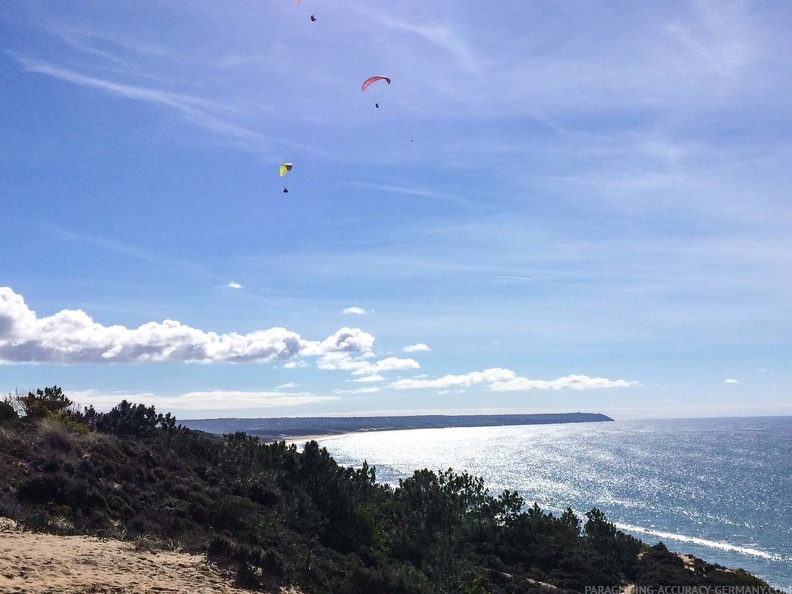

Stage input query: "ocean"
[{"left": 315, "top": 416, "right": 792, "bottom": 592}]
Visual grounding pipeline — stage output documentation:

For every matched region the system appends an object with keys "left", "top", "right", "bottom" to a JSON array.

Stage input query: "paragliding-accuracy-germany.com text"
[{"left": 584, "top": 586, "right": 778, "bottom": 594}]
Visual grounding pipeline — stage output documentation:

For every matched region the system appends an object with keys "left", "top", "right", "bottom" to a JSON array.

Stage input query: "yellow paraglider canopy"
[{"left": 279, "top": 163, "right": 293, "bottom": 177}]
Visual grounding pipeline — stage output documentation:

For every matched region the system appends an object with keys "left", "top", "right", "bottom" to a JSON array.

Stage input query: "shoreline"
[
  {"left": 283, "top": 432, "right": 351, "bottom": 446},
  {"left": 183, "top": 412, "right": 614, "bottom": 441}
]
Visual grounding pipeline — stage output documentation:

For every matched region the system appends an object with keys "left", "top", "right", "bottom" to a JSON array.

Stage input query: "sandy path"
[{"left": 0, "top": 518, "right": 299, "bottom": 594}]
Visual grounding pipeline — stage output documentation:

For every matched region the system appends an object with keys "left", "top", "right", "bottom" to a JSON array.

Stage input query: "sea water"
[{"left": 316, "top": 416, "right": 792, "bottom": 592}]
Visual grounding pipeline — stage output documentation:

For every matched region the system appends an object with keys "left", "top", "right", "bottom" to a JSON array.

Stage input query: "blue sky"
[{"left": 1, "top": 1, "right": 791, "bottom": 420}]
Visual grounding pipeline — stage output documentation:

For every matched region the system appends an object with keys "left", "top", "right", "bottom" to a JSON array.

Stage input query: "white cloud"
[
  {"left": 353, "top": 374, "right": 385, "bottom": 383},
  {"left": 403, "top": 343, "right": 431, "bottom": 353},
  {"left": 392, "top": 368, "right": 638, "bottom": 391},
  {"left": 318, "top": 352, "right": 420, "bottom": 377},
  {"left": 352, "top": 386, "right": 381, "bottom": 394},
  {"left": 67, "top": 389, "right": 337, "bottom": 411},
  {"left": 342, "top": 306, "right": 368, "bottom": 315},
  {"left": 226, "top": 281, "right": 242, "bottom": 289},
  {"left": 0, "top": 287, "right": 373, "bottom": 364},
  {"left": 724, "top": 378, "right": 739, "bottom": 384},
  {"left": 392, "top": 368, "right": 516, "bottom": 389},
  {"left": 310, "top": 327, "right": 375, "bottom": 355},
  {"left": 490, "top": 375, "right": 640, "bottom": 391},
  {"left": 351, "top": 356, "right": 420, "bottom": 376}
]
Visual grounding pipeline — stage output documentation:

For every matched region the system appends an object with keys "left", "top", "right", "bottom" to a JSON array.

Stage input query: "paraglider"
[
  {"left": 361, "top": 76, "right": 391, "bottom": 92},
  {"left": 310, "top": 14, "right": 316, "bottom": 22},
  {"left": 280, "top": 163, "right": 292, "bottom": 195},
  {"left": 363, "top": 77, "right": 390, "bottom": 109}
]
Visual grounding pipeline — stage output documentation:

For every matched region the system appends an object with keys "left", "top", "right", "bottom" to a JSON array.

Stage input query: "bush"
[
  {"left": 0, "top": 400, "right": 17, "bottom": 423},
  {"left": 95, "top": 400, "right": 161, "bottom": 436},
  {"left": 38, "top": 418, "right": 74, "bottom": 453},
  {"left": 18, "top": 386, "right": 73, "bottom": 419},
  {"left": 17, "top": 474, "right": 66, "bottom": 504},
  {"left": 211, "top": 495, "right": 259, "bottom": 532},
  {"left": 207, "top": 534, "right": 237, "bottom": 559}
]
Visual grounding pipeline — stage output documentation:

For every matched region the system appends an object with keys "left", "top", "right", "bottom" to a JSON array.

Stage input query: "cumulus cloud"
[
  {"left": 403, "top": 343, "right": 431, "bottom": 353},
  {"left": 0, "top": 287, "right": 374, "bottom": 364},
  {"left": 392, "top": 368, "right": 638, "bottom": 391},
  {"left": 309, "top": 327, "right": 376, "bottom": 355},
  {"left": 724, "top": 378, "right": 739, "bottom": 384},
  {"left": 342, "top": 306, "right": 368, "bottom": 315},
  {"left": 225, "top": 281, "right": 242, "bottom": 289}
]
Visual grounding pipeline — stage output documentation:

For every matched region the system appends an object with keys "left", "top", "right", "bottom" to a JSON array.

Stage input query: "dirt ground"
[{"left": 0, "top": 517, "right": 301, "bottom": 594}]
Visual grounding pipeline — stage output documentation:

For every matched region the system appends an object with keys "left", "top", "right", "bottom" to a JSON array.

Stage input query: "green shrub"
[
  {"left": 17, "top": 474, "right": 66, "bottom": 504},
  {"left": 211, "top": 495, "right": 259, "bottom": 532},
  {"left": 18, "top": 386, "right": 73, "bottom": 419},
  {"left": 0, "top": 400, "right": 17, "bottom": 423},
  {"left": 207, "top": 533, "right": 237, "bottom": 559},
  {"left": 95, "top": 400, "right": 161, "bottom": 436}
]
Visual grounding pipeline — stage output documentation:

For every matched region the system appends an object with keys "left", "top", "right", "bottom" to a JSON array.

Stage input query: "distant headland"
[{"left": 181, "top": 412, "right": 614, "bottom": 441}]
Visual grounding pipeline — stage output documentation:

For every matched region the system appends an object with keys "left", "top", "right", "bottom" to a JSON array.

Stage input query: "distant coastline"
[{"left": 181, "top": 412, "right": 614, "bottom": 442}]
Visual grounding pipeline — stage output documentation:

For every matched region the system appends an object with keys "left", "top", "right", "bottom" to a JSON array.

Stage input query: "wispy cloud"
[
  {"left": 344, "top": 3, "right": 482, "bottom": 74},
  {"left": 724, "top": 378, "right": 739, "bottom": 384},
  {"left": 69, "top": 389, "right": 337, "bottom": 412},
  {"left": 318, "top": 353, "right": 420, "bottom": 376},
  {"left": 392, "top": 368, "right": 638, "bottom": 392},
  {"left": 226, "top": 282, "right": 243, "bottom": 290},
  {"left": 350, "top": 182, "right": 470, "bottom": 206},
  {"left": 382, "top": 21, "right": 481, "bottom": 74},
  {"left": 343, "top": 306, "right": 368, "bottom": 315},
  {"left": 14, "top": 56, "right": 270, "bottom": 148},
  {"left": 354, "top": 375, "right": 384, "bottom": 383},
  {"left": 352, "top": 386, "right": 381, "bottom": 394}
]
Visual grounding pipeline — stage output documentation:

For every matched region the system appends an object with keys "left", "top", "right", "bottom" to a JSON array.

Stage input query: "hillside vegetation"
[{"left": 0, "top": 387, "right": 781, "bottom": 593}]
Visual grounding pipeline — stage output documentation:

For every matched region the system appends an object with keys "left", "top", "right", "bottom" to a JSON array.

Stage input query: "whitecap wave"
[{"left": 616, "top": 521, "right": 787, "bottom": 562}]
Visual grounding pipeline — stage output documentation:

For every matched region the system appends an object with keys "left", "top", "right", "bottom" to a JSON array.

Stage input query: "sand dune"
[{"left": 0, "top": 518, "right": 300, "bottom": 594}]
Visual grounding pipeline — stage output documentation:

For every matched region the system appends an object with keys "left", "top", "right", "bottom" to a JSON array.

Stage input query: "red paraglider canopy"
[{"left": 361, "top": 76, "right": 391, "bottom": 92}]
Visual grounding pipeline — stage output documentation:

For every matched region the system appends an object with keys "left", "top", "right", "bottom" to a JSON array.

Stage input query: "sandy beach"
[
  {"left": 282, "top": 433, "right": 350, "bottom": 447},
  {"left": 0, "top": 518, "right": 300, "bottom": 594}
]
